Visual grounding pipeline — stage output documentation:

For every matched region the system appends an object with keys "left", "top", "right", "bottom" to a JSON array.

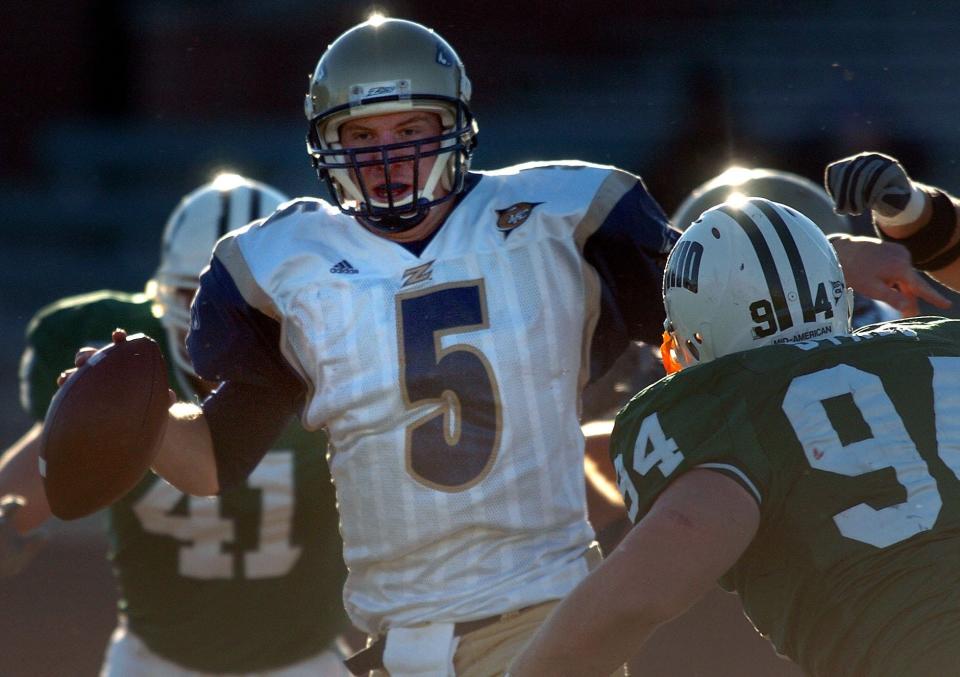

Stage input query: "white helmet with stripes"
[
  {"left": 660, "top": 197, "right": 853, "bottom": 372},
  {"left": 151, "top": 173, "right": 288, "bottom": 379}
]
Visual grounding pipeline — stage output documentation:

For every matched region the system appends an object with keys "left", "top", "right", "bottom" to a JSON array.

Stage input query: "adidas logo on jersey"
[{"left": 330, "top": 259, "right": 359, "bottom": 274}]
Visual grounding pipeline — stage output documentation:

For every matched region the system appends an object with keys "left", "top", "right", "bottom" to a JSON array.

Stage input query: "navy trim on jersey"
[
  {"left": 584, "top": 181, "right": 678, "bottom": 381},
  {"left": 189, "top": 256, "right": 307, "bottom": 491},
  {"left": 202, "top": 380, "right": 297, "bottom": 492},
  {"left": 719, "top": 205, "right": 794, "bottom": 332}
]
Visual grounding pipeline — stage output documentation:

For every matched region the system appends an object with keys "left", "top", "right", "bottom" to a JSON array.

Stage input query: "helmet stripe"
[
  {"left": 755, "top": 200, "right": 816, "bottom": 323},
  {"left": 249, "top": 189, "right": 262, "bottom": 223},
  {"left": 718, "top": 205, "right": 793, "bottom": 332},
  {"left": 217, "top": 189, "right": 232, "bottom": 238}
]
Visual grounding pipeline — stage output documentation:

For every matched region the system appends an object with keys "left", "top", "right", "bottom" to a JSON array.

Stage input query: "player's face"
[{"left": 338, "top": 111, "right": 448, "bottom": 206}]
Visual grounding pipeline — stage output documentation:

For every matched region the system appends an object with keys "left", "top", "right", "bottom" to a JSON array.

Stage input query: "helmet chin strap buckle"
[
  {"left": 359, "top": 200, "right": 430, "bottom": 234},
  {"left": 360, "top": 212, "right": 427, "bottom": 234}
]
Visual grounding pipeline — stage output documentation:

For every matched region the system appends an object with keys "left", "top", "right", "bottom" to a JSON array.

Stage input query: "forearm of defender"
[{"left": 876, "top": 185, "right": 960, "bottom": 292}]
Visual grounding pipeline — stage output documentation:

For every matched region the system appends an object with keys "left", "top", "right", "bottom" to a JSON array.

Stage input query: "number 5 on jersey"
[{"left": 396, "top": 280, "right": 502, "bottom": 492}]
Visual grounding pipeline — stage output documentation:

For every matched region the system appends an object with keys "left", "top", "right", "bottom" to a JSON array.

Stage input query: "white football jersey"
[{"left": 212, "top": 161, "right": 656, "bottom": 632}]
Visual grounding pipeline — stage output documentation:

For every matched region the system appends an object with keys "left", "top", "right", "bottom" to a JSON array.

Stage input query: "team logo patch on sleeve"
[{"left": 495, "top": 202, "right": 542, "bottom": 236}]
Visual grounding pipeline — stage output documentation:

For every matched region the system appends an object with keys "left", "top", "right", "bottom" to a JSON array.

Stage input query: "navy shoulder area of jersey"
[
  {"left": 188, "top": 255, "right": 308, "bottom": 490},
  {"left": 575, "top": 165, "right": 678, "bottom": 361},
  {"left": 188, "top": 256, "right": 300, "bottom": 390}
]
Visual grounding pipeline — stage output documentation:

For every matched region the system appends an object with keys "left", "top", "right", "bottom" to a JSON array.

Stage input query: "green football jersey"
[
  {"left": 23, "top": 290, "right": 348, "bottom": 673},
  {"left": 612, "top": 317, "right": 960, "bottom": 677}
]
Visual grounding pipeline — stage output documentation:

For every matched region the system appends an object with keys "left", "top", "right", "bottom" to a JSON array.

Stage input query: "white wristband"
[{"left": 876, "top": 185, "right": 926, "bottom": 229}]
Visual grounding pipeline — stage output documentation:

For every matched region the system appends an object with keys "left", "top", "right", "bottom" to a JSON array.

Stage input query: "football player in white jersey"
[
  {"left": 56, "top": 19, "right": 950, "bottom": 677},
  {"left": 116, "top": 16, "right": 677, "bottom": 677}
]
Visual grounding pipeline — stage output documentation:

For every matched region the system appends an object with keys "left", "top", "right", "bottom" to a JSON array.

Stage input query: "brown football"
[{"left": 39, "top": 332, "right": 170, "bottom": 520}]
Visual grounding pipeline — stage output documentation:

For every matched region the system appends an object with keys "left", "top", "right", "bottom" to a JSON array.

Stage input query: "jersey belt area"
[{"left": 344, "top": 607, "right": 531, "bottom": 675}]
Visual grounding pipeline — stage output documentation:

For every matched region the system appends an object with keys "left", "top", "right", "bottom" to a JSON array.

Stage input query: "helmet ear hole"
[
  {"left": 685, "top": 340, "right": 700, "bottom": 361},
  {"left": 693, "top": 332, "right": 704, "bottom": 344}
]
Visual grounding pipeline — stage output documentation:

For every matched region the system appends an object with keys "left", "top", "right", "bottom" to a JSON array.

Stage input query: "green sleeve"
[
  {"left": 19, "top": 291, "right": 159, "bottom": 420},
  {"left": 611, "top": 368, "right": 770, "bottom": 523},
  {"left": 20, "top": 306, "right": 90, "bottom": 420}
]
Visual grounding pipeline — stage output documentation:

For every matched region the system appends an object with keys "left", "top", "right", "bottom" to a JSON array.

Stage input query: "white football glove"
[{"left": 825, "top": 152, "right": 915, "bottom": 219}]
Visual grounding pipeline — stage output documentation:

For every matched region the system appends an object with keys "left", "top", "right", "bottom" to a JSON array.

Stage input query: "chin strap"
[
  {"left": 660, "top": 331, "right": 683, "bottom": 375},
  {"left": 359, "top": 209, "right": 428, "bottom": 234}
]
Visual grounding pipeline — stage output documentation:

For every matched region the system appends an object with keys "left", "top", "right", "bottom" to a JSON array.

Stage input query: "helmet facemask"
[
  {"left": 307, "top": 99, "right": 476, "bottom": 232},
  {"left": 304, "top": 18, "right": 479, "bottom": 233}
]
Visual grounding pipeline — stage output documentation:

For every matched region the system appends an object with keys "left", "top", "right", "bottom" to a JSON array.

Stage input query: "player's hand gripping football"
[
  {"left": 56, "top": 328, "right": 125, "bottom": 386},
  {"left": 57, "top": 329, "right": 174, "bottom": 408},
  {"left": 54, "top": 327, "right": 176, "bottom": 436},
  {"left": 825, "top": 152, "right": 914, "bottom": 218},
  {"left": 0, "top": 495, "right": 46, "bottom": 577}
]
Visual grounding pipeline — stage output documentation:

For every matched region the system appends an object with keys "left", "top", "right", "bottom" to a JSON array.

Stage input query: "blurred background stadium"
[{"left": 2, "top": 1, "right": 958, "bottom": 674}]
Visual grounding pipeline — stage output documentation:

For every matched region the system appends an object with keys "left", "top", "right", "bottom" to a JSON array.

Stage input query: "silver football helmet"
[
  {"left": 671, "top": 167, "right": 852, "bottom": 234},
  {"left": 150, "top": 174, "right": 288, "bottom": 384},
  {"left": 661, "top": 197, "right": 853, "bottom": 372},
  {"left": 305, "top": 17, "right": 478, "bottom": 232}
]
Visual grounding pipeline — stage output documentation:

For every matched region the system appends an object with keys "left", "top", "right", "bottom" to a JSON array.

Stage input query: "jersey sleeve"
[
  {"left": 610, "top": 377, "right": 770, "bottom": 524},
  {"left": 188, "top": 255, "right": 306, "bottom": 492},
  {"left": 583, "top": 176, "right": 680, "bottom": 380}
]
